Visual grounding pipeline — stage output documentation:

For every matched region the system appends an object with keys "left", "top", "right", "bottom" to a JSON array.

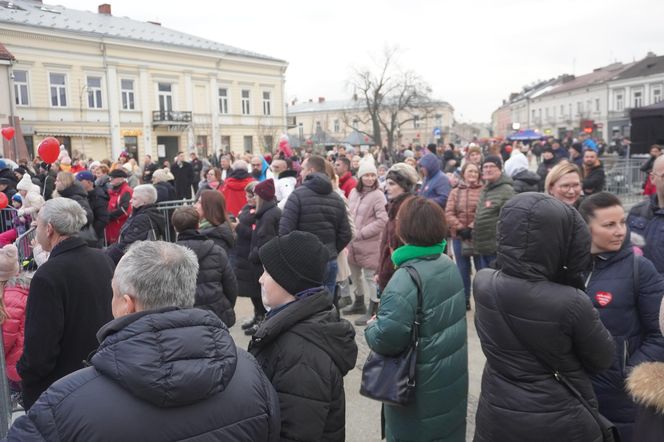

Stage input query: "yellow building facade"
[{"left": 0, "top": 1, "right": 287, "bottom": 163}]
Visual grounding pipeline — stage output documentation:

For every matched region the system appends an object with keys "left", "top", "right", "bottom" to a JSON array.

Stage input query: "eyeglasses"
[{"left": 557, "top": 183, "right": 580, "bottom": 192}]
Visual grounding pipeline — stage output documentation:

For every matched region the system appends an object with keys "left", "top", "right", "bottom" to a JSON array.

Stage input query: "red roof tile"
[{"left": 0, "top": 43, "right": 15, "bottom": 61}]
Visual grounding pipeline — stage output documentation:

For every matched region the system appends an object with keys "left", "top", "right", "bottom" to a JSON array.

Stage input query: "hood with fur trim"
[{"left": 627, "top": 362, "right": 664, "bottom": 414}]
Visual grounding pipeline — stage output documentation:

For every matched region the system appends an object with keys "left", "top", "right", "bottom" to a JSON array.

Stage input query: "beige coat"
[{"left": 347, "top": 187, "right": 387, "bottom": 270}]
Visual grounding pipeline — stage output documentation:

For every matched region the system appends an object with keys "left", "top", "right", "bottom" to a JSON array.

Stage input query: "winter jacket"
[
  {"left": 17, "top": 237, "right": 114, "bottom": 410},
  {"left": 582, "top": 162, "right": 605, "bottom": 195},
  {"left": 338, "top": 171, "right": 357, "bottom": 198},
  {"left": 347, "top": 187, "right": 387, "bottom": 270},
  {"left": 57, "top": 182, "right": 94, "bottom": 227},
  {"left": 248, "top": 200, "right": 281, "bottom": 265},
  {"left": 154, "top": 180, "right": 176, "bottom": 203},
  {"left": 221, "top": 169, "right": 255, "bottom": 216},
  {"left": 200, "top": 221, "right": 235, "bottom": 253},
  {"left": 3, "top": 283, "right": 29, "bottom": 383},
  {"left": 279, "top": 172, "right": 352, "bottom": 260},
  {"left": 249, "top": 290, "right": 358, "bottom": 442},
  {"left": 177, "top": 230, "right": 238, "bottom": 327},
  {"left": 365, "top": 254, "right": 468, "bottom": 442},
  {"left": 232, "top": 204, "right": 260, "bottom": 299},
  {"left": 106, "top": 204, "right": 165, "bottom": 265},
  {"left": 105, "top": 182, "right": 133, "bottom": 245},
  {"left": 585, "top": 245, "right": 664, "bottom": 441},
  {"left": 141, "top": 162, "right": 158, "bottom": 184},
  {"left": 170, "top": 161, "right": 194, "bottom": 199},
  {"left": 16, "top": 177, "right": 44, "bottom": 218},
  {"left": 87, "top": 186, "right": 109, "bottom": 246},
  {"left": 472, "top": 174, "right": 515, "bottom": 256},
  {"left": 536, "top": 157, "right": 560, "bottom": 191},
  {"left": 7, "top": 308, "right": 281, "bottom": 441},
  {"left": 419, "top": 153, "right": 452, "bottom": 208},
  {"left": 376, "top": 192, "right": 411, "bottom": 291},
  {"left": 445, "top": 181, "right": 483, "bottom": 238},
  {"left": 628, "top": 195, "right": 664, "bottom": 273},
  {"left": 473, "top": 193, "right": 615, "bottom": 442},
  {"left": 626, "top": 362, "right": 664, "bottom": 442},
  {"left": 276, "top": 170, "right": 297, "bottom": 209},
  {"left": 511, "top": 169, "right": 540, "bottom": 193}
]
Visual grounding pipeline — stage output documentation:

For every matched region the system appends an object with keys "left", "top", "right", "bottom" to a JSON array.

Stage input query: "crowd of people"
[{"left": 0, "top": 134, "right": 660, "bottom": 441}]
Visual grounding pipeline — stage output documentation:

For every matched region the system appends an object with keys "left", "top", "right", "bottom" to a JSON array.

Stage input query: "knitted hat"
[
  {"left": 357, "top": 154, "right": 377, "bottom": 179},
  {"left": 11, "top": 194, "right": 21, "bottom": 203},
  {"left": 467, "top": 145, "right": 482, "bottom": 157},
  {"left": 152, "top": 168, "right": 173, "bottom": 183},
  {"left": 570, "top": 143, "right": 583, "bottom": 154},
  {"left": 109, "top": 169, "right": 128, "bottom": 179},
  {"left": 16, "top": 173, "right": 33, "bottom": 191},
  {"left": 254, "top": 178, "right": 275, "bottom": 201},
  {"left": 76, "top": 170, "right": 95, "bottom": 182},
  {"left": 0, "top": 245, "right": 19, "bottom": 282},
  {"left": 60, "top": 156, "right": 72, "bottom": 165},
  {"left": 483, "top": 155, "right": 503, "bottom": 170},
  {"left": 0, "top": 160, "right": 7, "bottom": 171},
  {"left": 386, "top": 163, "right": 419, "bottom": 193},
  {"left": 259, "top": 231, "right": 330, "bottom": 295}
]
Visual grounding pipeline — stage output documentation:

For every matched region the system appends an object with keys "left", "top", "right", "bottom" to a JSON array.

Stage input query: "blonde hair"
[
  {"left": 544, "top": 162, "right": 581, "bottom": 194},
  {"left": 56, "top": 171, "right": 75, "bottom": 189}
]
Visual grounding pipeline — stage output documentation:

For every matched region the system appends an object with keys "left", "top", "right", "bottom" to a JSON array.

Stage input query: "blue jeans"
[
  {"left": 323, "top": 259, "right": 338, "bottom": 300},
  {"left": 477, "top": 254, "right": 497, "bottom": 271},
  {"left": 452, "top": 239, "right": 481, "bottom": 302}
]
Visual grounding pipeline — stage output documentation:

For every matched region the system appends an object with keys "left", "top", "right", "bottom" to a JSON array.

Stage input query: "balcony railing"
[{"left": 152, "top": 111, "right": 192, "bottom": 124}]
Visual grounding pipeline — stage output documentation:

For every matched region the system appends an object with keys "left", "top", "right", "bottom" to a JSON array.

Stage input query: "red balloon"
[
  {"left": 0, "top": 193, "right": 7, "bottom": 210},
  {"left": 38, "top": 137, "right": 61, "bottom": 164},
  {"left": 1, "top": 127, "right": 15, "bottom": 141}
]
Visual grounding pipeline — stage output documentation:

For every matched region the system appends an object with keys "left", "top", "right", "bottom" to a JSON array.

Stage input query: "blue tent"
[{"left": 507, "top": 130, "right": 544, "bottom": 141}]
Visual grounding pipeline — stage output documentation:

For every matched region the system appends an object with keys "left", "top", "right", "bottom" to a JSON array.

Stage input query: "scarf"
[{"left": 391, "top": 241, "right": 446, "bottom": 267}]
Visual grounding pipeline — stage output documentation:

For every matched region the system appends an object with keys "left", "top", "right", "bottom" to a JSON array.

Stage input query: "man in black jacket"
[
  {"left": 582, "top": 148, "right": 605, "bottom": 195},
  {"left": 170, "top": 152, "right": 194, "bottom": 199},
  {"left": 249, "top": 232, "right": 358, "bottom": 442},
  {"left": 77, "top": 171, "right": 109, "bottom": 248},
  {"left": 279, "top": 155, "right": 352, "bottom": 295},
  {"left": 7, "top": 241, "right": 281, "bottom": 441},
  {"left": 17, "top": 198, "right": 114, "bottom": 410}
]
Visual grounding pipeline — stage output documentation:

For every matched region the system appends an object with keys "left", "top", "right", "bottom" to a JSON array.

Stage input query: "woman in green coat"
[{"left": 365, "top": 196, "right": 468, "bottom": 442}]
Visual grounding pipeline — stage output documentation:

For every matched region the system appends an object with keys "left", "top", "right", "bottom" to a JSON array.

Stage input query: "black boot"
[
  {"left": 354, "top": 300, "right": 379, "bottom": 326},
  {"left": 342, "top": 295, "right": 366, "bottom": 315}
]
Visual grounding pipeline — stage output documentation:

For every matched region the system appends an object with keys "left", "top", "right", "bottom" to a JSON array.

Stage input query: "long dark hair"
[
  {"left": 356, "top": 174, "right": 378, "bottom": 192},
  {"left": 198, "top": 190, "right": 230, "bottom": 226}
]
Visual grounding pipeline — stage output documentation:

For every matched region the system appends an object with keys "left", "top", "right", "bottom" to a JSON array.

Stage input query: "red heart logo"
[{"left": 595, "top": 291, "right": 613, "bottom": 307}]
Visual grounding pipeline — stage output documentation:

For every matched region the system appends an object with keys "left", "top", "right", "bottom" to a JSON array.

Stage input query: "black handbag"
[
  {"left": 494, "top": 293, "right": 621, "bottom": 442},
  {"left": 360, "top": 265, "right": 423, "bottom": 406}
]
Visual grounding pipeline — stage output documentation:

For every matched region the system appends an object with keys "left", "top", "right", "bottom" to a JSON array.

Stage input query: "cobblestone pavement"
[{"left": 232, "top": 297, "right": 484, "bottom": 441}]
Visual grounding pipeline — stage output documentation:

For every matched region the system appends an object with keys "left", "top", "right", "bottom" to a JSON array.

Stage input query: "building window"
[
  {"left": 633, "top": 90, "right": 643, "bottom": 108},
  {"left": 121, "top": 79, "right": 135, "bottom": 110},
  {"left": 13, "top": 70, "right": 29, "bottom": 106},
  {"left": 158, "top": 82, "right": 173, "bottom": 112},
  {"left": 264, "top": 135, "right": 274, "bottom": 150},
  {"left": 435, "top": 114, "right": 443, "bottom": 127},
  {"left": 576, "top": 102, "right": 583, "bottom": 115},
  {"left": 87, "top": 76, "right": 103, "bottom": 109},
  {"left": 333, "top": 119, "right": 340, "bottom": 132},
  {"left": 352, "top": 119, "right": 359, "bottom": 130},
  {"left": 538, "top": 109, "right": 542, "bottom": 121},
  {"left": 531, "top": 109, "right": 536, "bottom": 120},
  {"left": 196, "top": 135, "right": 208, "bottom": 157},
  {"left": 221, "top": 135, "right": 231, "bottom": 152},
  {"left": 243, "top": 135, "right": 253, "bottom": 152},
  {"left": 218, "top": 88, "right": 229, "bottom": 114},
  {"left": 560, "top": 105, "right": 564, "bottom": 116},
  {"left": 616, "top": 92, "right": 624, "bottom": 111},
  {"left": 241, "top": 90, "right": 251, "bottom": 115},
  {"left": 49, "top": 72, "right": 67, "bottom": 107},
  {"left": 595, "top": 98, "right": 600, "bottom": 112},
  {"left": 262, "top": 91, "right": 271, "bottom": 116},
  {"left": 124, "top": 136, "right": 138, "bottom": 157},
  {"left": 653, "top": 86, "right": 663, "bottom": 104},
  {"left": 545, "top": 108, "right": 549, "bottom": 119},
  {"left": 568, "top": 103, "right": 572, "bottom": 117},
  {"left": 413, "top": 115, "right": 421, "bottom": 129}
]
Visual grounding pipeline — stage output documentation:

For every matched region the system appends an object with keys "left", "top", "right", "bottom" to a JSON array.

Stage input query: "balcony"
[{"left": 152, "top": 110, "right": 192, "bottom": 127}]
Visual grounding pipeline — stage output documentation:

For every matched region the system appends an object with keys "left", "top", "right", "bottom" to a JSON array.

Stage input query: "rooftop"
[
  {"left": 0, "top": 42, "right": 15, "bottom": 61},
  {"left": 541, "top": 62, "right": 632, "bottom": 97},
  {"left": 0, "top": 0, "right": 285, "bottom": 63},
  {"left": 614, "top": 54, "right": 664, "bottom": 80}
]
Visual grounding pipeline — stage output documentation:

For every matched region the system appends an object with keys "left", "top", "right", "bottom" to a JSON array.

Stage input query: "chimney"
[
  {"left": 147, "top": 21, "right": 162, "bottom": 26},
  {"left": 98, "top": 4, "right": 111, "bottom": 15},
  {"left": 318, "top": 97, "right": 325, "bottom": 103}
]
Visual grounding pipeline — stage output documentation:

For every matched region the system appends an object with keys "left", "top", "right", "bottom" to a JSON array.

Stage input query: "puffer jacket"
[
  {"left": 627, "top": 362, "right": 664, "bottom": 442},
  {"left": 6, "top": 308, "right": 281, "bottom": 441},
  {"left": 221, "top": 169, "right": 255, "bottom": 216},
  {"left": 16, "top": 177, "right": 44, "bottom": 218},
  {"left": 473, "top": 193, "right": 615, "bottom": 442},
  {"left": 585, "top": 244, "right": 664, "bottom": 441},
  {"left": 2, "top": 283, "right": 29, "bottom": 383},
  {"left": 279, "top": 173, "right": 352, "bottom": 260},
  {"left": 511, "top": 169, "right": 540, "bottom": 193},
  {"left": 106, "top": 204, "right": 166, "bottom": 264},
  {"left": 376, "top": 192, "right": 411, "bottom": 291},
  {"left": 249, "top": 290, "right": 358, "bottom": 442},
  {"left": 57, "top": 182, "right": 94, "bottom": 227},
  {"left": 472, "top": 174, "right": 514, "bottom": 256},
  {"left": 154, "top": 180, "right": 176, "bottom": 203},
  {"left": 347, "top": 187, "right": 387, "bottom": 270},
  {"left": 87, "top": 187, "right": 109, "bottom": 246},
  {"left": 105, "top": 182, "right": 133, "bottom": 245},
  {"left": 582, "top": 162, "right": 605, "bottom": 195},
  {"left": 248, "top": 200, "right": 281, "bottom": 264},
  {"left": 628, "top": 195, "right": 664, "bottom": 273},
  {"left": 418, "top": 153, "right": 451, "bottom": 208},
  {"left": 177, "top": 230, "right": 238, "bottom": 328},
  {"left": 232, "top": 204, "right": 260, "bottom": 299},
  {"left": 365, "top": 254, "right": 468, "bottom": 442},
  {"left": 445, "top": 180, "right": 483, "bottom": 238},
  {"left": 200, "top": 221, "right": 235, "bottom": 253}
]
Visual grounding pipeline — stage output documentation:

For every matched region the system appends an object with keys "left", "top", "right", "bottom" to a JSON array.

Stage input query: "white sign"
[{"left": 157, "top": 144, "right": 166, "bottom": 157}]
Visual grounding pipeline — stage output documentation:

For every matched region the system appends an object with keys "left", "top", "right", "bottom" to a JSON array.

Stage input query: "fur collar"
[{"left": 627, "top": 362, "right": 664, "bottom": 414}]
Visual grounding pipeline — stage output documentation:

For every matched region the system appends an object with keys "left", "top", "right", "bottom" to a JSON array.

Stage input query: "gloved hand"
[{"left": 458, "top": 228, "right": 472, "bottom": 240}]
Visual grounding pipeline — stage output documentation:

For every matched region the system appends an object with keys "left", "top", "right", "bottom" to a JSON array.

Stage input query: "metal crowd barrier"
[
  {"left": 155, "top": 199, "right": 195, "bottom": 242},
  {"left": 601, "top": 157, "right": 650, "bottom": 206},
  {"left": 14, "top": 227, "right": 36, "bottom": 265},
  {"left": 0, "top": 208, "right": 18, "bottom": 235}
]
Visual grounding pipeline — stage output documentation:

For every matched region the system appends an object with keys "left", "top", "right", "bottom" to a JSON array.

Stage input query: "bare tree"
[{"left": 345, "top": 47, "right": 434, "bottom": 152}]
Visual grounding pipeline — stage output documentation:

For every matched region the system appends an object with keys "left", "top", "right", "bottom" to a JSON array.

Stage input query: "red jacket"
[
  {"left": 338, "top": 172, "right": 357, "bottom": 198},
  {"left": 106, "top": 182, "right": 133, "bottom": 245},
  {"left": 3, "top": 285, "right": 29, "bottom": 383},
  {"left": 221, "top": 176, "right": 255, "bottom": 216}
]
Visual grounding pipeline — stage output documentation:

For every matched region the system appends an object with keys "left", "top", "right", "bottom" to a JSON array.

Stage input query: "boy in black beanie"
[{"left": 248, "top": 231, "right": 358, "bottom": 441}]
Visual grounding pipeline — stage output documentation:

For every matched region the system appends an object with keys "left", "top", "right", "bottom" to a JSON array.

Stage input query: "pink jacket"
[
  {"left": 347, "top": 188, "right": 388, "bottom": 270},
  {"left": 3, "top": 285, "right": 29, "bottom": 382}
]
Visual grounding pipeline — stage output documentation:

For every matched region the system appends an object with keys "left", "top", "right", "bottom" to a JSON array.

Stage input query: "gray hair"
[
  {"left": 132, "top": 184, "right": 158, "bottom": 205},
  {"left": 114, "top": 241, "right": 198, "bottom": 310},
  {"left": 231, "top": 159, "right": 248, "bottom": 171},
  {"left": 39, "top": 198, "right": 87, "bottom": 235}
]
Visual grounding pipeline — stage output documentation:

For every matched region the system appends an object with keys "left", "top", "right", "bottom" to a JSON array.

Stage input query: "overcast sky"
[{"left": 62, "top": 0, "right": 664, "bottom": 123}]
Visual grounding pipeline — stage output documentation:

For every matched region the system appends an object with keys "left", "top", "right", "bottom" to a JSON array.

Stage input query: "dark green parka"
[{"left": 473, "top": 174, "right": 514, "bottom": 256}]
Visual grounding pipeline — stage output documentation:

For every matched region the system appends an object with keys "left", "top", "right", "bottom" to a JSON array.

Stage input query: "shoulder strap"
[
  {"left": 401, "top": 265, "right": 424, "bottom": 387},
  {"left": 633, "top": 253, "right": 639, "bottom": 304}
]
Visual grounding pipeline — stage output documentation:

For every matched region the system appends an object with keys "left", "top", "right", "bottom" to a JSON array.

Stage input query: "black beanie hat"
[
  {"left": 259, "top": 231, "right": 330, "bottom": 295},
  {"left": 483, "top": 155, "right": 503, "bottom": 170}
]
